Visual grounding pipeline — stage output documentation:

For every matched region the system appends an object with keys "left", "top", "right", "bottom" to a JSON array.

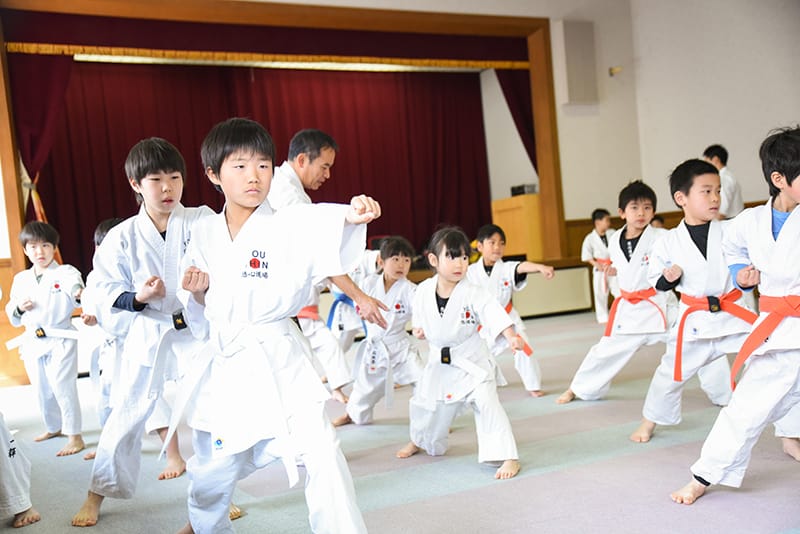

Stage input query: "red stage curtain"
[
  {"left": 495, "top": 69, "right": 537, "bottom": 169},
  {"left": 35, "top": 61, "right": 491, "bottom": 274}
]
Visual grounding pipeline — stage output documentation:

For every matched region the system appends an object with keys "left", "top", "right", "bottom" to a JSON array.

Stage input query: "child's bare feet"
[
  {"left": 331, "top": 387, "right": 349, "bottom": 404},
  {"left": 229, "top": 503, "right": 242, "bottom": 521},
  {"left": 495, "top": 459, "right": 520, "bottom": 479},
  {"left": 332, "top": 414, "right": 353, "bottom": 427},
  {"left": 529, "top": 390, "right": 545, "bottom": 398},
  {"left": 396, "top": 441, "right": 420, "bottom": 459},
  {"left": 12, "top": 507, "right": 41, "bottom": 528},
  {"left": 158, "top": 456, "right": 187, "bottom": 480},
  {"left": 670, "top": 479, "right": 706, "bottom": 505},
  {"left": 781, "top": 437, "right": 800, "bottom": 460},
  {"left": 83, "top": 450, "right": 96, "bottom": 461},
  {"left": 34, "top": 430, "right": 61, "bottom": 442},
  {"left": 630, "top": 419, "right": 656, "bottom": 443},
  {"left": 320, "top": 375, "right": 329, "bottom": 384},
  {"left": 57, "top": 435, "right": 85, "bottom": 456},
  {"left": 556, "top": 389, "right": 576, "bottom": 404},
  {"left": 176, "top": 522, "right": 194, "bottom": 534},
  {"left": 72, "top": 491, "right": 104, "bottom": 526}
]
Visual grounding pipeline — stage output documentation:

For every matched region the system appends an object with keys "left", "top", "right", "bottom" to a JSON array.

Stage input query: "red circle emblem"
[
  {"left": 465, "top": 311, "right": 471, "bottom": 318},
  {"left": 395, "top": 303, "right": 401, "bottom": 310},
  {"left": 249, "top": 258, "right": 260, "bottom": 269},
  {"left": 54, "top": 283, "right": 60, "bottom": 289}
]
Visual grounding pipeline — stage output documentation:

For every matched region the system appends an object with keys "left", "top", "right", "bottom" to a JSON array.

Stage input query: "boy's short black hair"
[
  {"left": 652, "top": 214, "right": 665, "bottom": 224},
  {"left": 94, "top": 217, "right": 125, "bottom": 247},
  {"left": 427, "top": 226, "right": 470, "bottom": 266},
  {"left": 591, "top": 208, "right": 610, "bottom": 222},
  {"left": 618, "top": 180, "right": 657, "bottom": 212},
  {"left": 19, "top": 221, "right": 59, "bottom": 247},
  {"left": 669, "top": 159, "right": 719, "bottom": 207},
  {"left": 124, "top": 138, "right": 187, "bottom": 203},
  {"left": 475, "top": 223, "right": 506, "bottom": 243},
  {"left": 201, "top": 117, "right": 277, "bottom": 181},
  {"left": 288, "top": 129, "right": 338, "bottom": 162},
  {"left": 379, "top": 236, "right": 415, "bottom": 260},
  {"left": 759, "top": 126, "right": 800, "bottom": 198},
  {"left": 702, "top": 144, "right": 728, "bottom": 165}
]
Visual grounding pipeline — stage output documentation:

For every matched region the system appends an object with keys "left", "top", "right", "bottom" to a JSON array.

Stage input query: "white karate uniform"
[
  {"left": 408, "top": 276, "right": 518, "bottom": 463},
  {"left": 0, "top": 412, "right": 32, "bottom": 519},
  {"left": 641, "top": 220, "right": 754, "bottom": 426},
  {"left": 87, "top": 203, "right": 212, "bottom": 499},
  {"left": 329, "top": 249, "right": 380, "bottom": 352},
  {"left": 173, "top": 201, "right": 367, "bottom": 534},
  {"left": 581, "top": 228, "right": 619, "bottom": 323},
  {"left": 346, "top": 274, "right": 423, "bottom": 424},
  {"left": 268, "top": 161, "right": 352, "bottom": 390},
  {"left": 719, "top": 166, "right": 744, "bottom": 219},
  {"left": 5, "top": 262, "right": 83, "bottom": 436},
  {"left": 569, "top": 225, "right": 669, "bottom": 400},
  {"left": 691, "top": 200, "right": 800, "bottom": 487},
  {"left": 466, "top": 258, "right": 542, "bottom": 391}
]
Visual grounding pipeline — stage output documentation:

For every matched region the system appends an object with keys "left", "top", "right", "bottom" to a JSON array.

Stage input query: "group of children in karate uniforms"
[{"left": 4, "top": 123, "right": 800, "bottom": 530}]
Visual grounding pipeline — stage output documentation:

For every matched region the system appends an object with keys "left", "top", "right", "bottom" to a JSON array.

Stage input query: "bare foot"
[
  {"left": 630, "top": 419, "right": 656, "bottom": 443},
  {"left": 34, "top": 430, "right": 61, "bottom": 442},
  {"left": 13, "top": 507, "right": 41, "bottom": 528},
  {"left": 670, "top": 479, "right": 706, "bottom": 505},
  {"left": 529, "top": 390, "right": 545, "bottom": 398},
  {"left": 57, "top": 435, "right": 85, "bottom": 456},
  {"left": 332, "top": 414, "right": 353, "bottom": 427},
  {"left": 158, "top": 456, "right": 187, "bottom": 480},
  {"left": 781, "top": 437, "right": 800, "bottom": 461},
  {"left": 72, "top": 491, "right": 104, "bottom": 526},
  {"left": 320, "top": 375, "right": 329, "bottom": 384},
  {"left": 495, "top": 459, "right": 521, "bottom": 479},
  {"left": 331, "top": 387, "right": 349, "bottom": 404},
  {"left": 556, "top": 389, "right": 576, "bottom": 404},
  {"left": 176, "top": 522, "right": 194, "bottom": 534},
  {"left": 84, "top": 450, "right": 96, "bottom": 461},
  {"left": 396, "top": 441, "right": 420, "bottom": 459},
  {"left": 229, "top": 503, "right": 242, "bottom": 521}
]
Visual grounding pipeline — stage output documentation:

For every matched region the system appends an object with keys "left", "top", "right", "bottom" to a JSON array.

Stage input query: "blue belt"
[{"left": 327, "top": 292, "right": 368, "bottom": 333}]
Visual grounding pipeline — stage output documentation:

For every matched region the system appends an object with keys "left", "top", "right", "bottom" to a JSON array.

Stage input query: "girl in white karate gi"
[
  {"left": 5, "top": 221, "right": 85, "bottom": 457},
  {"left": 467, "top": 223, "right": 554, "bottom": 396},
  {"left": 73, "top": 138, "right": 214, "bottom": 528},
  {"left": 630, "top": 160, "right": 756, "bottom": 443},
  {"left": 173, "top": 117, "right": 372, "bottom": 534},
  {"left": 333, "top": 236, "right": 423, "bottom": 427},
  {"left": 672, "top": 127, "right": 800, "bottom": 505},
  {"left": 396, "top": 227, "right": 523, "bottom": 480},
  {"left": 0, "top": 412, "right": 40, "bottom": 528},
  {"left": 557, "top": 181, "right": 730, "bottom": 406},
  {"left": 581, "top": 208, "right": 619, "bottom": 324}
]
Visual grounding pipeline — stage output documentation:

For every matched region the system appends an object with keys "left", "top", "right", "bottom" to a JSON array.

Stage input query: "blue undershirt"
[{"left": 729, "top": 207, "right": 790, "bottom": 290}]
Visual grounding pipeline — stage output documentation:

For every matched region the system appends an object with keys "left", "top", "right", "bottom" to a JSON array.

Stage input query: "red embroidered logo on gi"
[
  {"left": 460, "top": 306, "right": 477, "bottom": 325},
  {"left": 503, "top": 280, "right": 510, "bottom": 287},
  {"left": 446, "top": 393, "right": 453, "bottom": 400},
  {"left": 249, "top": 258, "right": 260, "bottom": 269},
  {"left": 393, "top": 301, "right": 407, "bottom": 314},
  {"left": 241, "top": 250, "right": 269, "bottom": 279}
]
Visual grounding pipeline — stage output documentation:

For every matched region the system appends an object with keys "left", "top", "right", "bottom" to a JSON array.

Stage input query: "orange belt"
[
  {"left": 595, "top": 257, "right": 612, "bottom": 294},
  {"left": 297, "top": 305, "right": 320, "bottom": 321},
  {"left": 730, "top": 295, "right": 800, "bottom": 389},
  {"left": 673, "top": 289, "right": 757, "bottom": 382},
  {"left": 478, "top": 300, "right": 533, "bottom": 356},
  {"left": 604, "top": 287, "right": 666, "bottom": 337}
]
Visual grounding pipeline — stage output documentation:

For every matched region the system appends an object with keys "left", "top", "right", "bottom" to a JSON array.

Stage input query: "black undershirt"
[{"left": 619, "top": 232, "right": 642, "bottom": 262}]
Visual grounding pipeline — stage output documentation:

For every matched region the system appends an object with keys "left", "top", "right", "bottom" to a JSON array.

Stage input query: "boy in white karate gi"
[
  {"left": 174, "top": 117, "right": 374, "bottom": 534},
  {"left": 267, "top": 129, "right": 387, "bottom": 403},
  {"left": 581, "top": 208, "right": 618, "bottom": 324},
  {"left": 630, "top": 160, "right": 756, "bottom": 443},
  {"left": 672, "top": 126, "right": 800, "bottom": 505},
  {"left": 0, "top": 412, "right": 40, "bottom": 528},
  {"left": 558, "top": 181, "right": 730, "bottom": 405},
  {"left": 467, "top": 223, "right": 554, "bottom": 396},
  {"left": 73, "top": 138, "right": 214, "bottom": 527},
  {"left": 5, "top": 221, "right": 85, "bottom": 457},
  {"left": 333, "top": 236, "right": 423, "bottom": 427},
  {"left": 396, "top": 227, "right": 523, "bottom": 480}
]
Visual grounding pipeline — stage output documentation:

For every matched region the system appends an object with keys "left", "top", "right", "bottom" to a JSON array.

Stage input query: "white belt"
[{"left": 6, "top": 327, "right": 80, "bottom": 350}]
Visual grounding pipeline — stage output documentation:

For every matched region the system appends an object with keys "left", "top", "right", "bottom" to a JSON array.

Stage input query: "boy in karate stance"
[
  {"left": 630, "top": 159, "right": 756, "bottom": 443},
  {"left": 467, "top": 224, "right": 554, "bottom": 396},
  {"left": 73, "top": 138, "right": 213, "bottom": 527},
  {"left": 174, "top": 117, "right": 374, "bottom": 533},
  {"left": 671, "top": 127, "right": 800, "bottom": 505}
]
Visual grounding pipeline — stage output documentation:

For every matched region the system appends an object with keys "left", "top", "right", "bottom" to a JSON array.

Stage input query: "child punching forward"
[
  {"left": 333, "top": 236, "right": 423, "bottom": 427},
  {"left": 396, "top": 227, "right": 523, "bottom": 480}
]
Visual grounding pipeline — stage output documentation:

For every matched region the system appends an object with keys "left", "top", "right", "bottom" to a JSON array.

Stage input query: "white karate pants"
[
  {"left": 23, "top": 341, "right": 81, "bottom": 436},
  {"left": 300, "top": 318, "right": 352, "bottom": 391},
  {"left": 0, "top": 413, "right": 32, "bottom": 518}
]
